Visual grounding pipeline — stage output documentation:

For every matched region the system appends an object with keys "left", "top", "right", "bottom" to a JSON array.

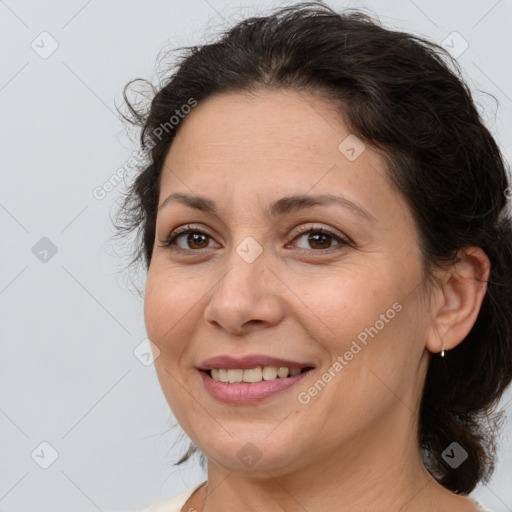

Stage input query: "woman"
[{"left": 115, "top": 3, "right": 512, "bottom": 511}]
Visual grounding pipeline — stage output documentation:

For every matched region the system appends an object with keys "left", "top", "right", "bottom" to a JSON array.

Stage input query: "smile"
[
  {"left": 209, "top": 366, "right": 307, "bottom": 383},
  {"left": 199, "top": 367, "right": 314, "bottom": 404},
  {"left": 197, "top": 354, "right": 315, "bottom": 404}
]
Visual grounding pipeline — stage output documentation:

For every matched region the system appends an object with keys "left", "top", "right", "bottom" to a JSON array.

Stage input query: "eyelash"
[{"left": 158, "top": 224, "right": 350, "bottom": 256}]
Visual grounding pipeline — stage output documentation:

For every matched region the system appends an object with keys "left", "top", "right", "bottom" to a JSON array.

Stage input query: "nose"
[{"left": 203, "top": 243, "right": 285, "bottom": 336}]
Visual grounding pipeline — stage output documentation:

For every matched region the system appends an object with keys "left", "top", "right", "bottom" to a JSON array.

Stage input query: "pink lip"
[
  {"left": 199, "top": 368, "right": 312, "bottom": 404},
  {"left": 198, "top": 354, "right": 313, "bottom": 370}
]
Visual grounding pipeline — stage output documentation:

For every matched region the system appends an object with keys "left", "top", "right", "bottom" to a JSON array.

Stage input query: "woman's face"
[{"left": 144, "top": 89, "right": 433, "bottom": 475}]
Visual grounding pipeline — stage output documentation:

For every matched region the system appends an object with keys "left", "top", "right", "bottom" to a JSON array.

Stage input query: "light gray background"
[{"left": 1, "top": 1, "right": 511, "bottom": 511}]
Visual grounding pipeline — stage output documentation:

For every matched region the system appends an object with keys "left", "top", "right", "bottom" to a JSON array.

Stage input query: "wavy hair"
[{"left": 114, "top": 2, "right": 512, "bottom": 494}]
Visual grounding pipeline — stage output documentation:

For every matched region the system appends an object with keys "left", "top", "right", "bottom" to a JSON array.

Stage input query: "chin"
[{"left": 194, "top": 434, "right": 304, "bottom": 474}]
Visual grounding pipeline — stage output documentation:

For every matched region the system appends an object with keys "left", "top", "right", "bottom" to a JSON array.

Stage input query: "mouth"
[
  {"left": 197, "top": 355, "right": 315, "bottom": 404},
  {"left": 205, "top": 365, "right": 312, "bottom": 383}
]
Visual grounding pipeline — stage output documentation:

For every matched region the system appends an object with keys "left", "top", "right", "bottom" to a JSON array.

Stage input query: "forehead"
[
  {"left": 168, "top": 89, "right": 345, "bottom": 160},
  {"left": 158, "top": 89, "right": 402, "bottom": 223}
]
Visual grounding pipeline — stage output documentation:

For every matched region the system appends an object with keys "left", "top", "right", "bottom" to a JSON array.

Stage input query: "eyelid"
[
  {"left": 158, "top": 224, "right": 217, "bottom": 248},
  {"left": 289, "top": 223, "right": 350, "bottom": 244},
  {"left": 158, "top": 222, "right": 351, "bottom": 254}
]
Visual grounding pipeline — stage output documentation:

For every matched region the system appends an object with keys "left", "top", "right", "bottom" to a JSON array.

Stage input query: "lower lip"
[{"left": 199, "top": 370, "right": 312, "bottom": 404}]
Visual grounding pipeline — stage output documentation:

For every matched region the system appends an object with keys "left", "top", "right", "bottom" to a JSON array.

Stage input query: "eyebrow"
[{"left": 158, "top": 192, "right": 376, "bottom": 222}]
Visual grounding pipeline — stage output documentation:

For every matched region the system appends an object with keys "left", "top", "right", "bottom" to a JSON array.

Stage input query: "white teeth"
[
  {"left": 262, "top": 366, "right": 278, "bottom": 380},
  {"left": 243, "top": 367, "right": 262, "bottom": 382},
  {"left": 227, "top": 369, "right": 243, "bottom": 383},
  {"left": 277, "top": 367, "right": 289, "bottom": 378},
  {"left": 209, "top": 365, "right": 306, "bottom": 383}
]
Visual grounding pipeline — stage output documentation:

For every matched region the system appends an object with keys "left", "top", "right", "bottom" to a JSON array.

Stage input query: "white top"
[{"left": 138, "top": 481, "right": 492, "bottom": 512}]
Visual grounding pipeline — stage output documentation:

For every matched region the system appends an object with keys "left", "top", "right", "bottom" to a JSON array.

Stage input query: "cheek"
[
  {"left": 302, "top": 262, "right": 424, "bottom": 373},
  {"left": 143, "top": 272, "right": 201, "bottom": 415},
  {"left": 143, "top": 277, "right": 165, "bottom": 347},
  {"left": 294, "top": 269, "right": 402, "bottom": 345},
  {"left": 143, "top": 268, "right": 195, "bottom": 355}
]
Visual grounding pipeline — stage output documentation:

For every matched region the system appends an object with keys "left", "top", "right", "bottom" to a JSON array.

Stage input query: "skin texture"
[{"left": 144, "top": 89, "right": 490, "bottom": 512}]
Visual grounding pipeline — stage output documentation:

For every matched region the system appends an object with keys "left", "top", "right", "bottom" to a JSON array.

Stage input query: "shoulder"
[{"left": 138, "top": 481, "right": 207, "bottom": 512}]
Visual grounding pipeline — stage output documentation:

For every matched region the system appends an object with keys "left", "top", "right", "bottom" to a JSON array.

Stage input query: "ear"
[{"left": 425, "top": 246, "right": 490, "bottom": 355}]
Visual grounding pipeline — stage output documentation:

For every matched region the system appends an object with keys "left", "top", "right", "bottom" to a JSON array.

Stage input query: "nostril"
[{"left": 245, "top": 319, "right": 264, "bottom": 327}]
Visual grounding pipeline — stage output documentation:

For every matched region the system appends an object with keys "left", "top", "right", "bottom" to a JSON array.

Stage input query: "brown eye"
[
  {"left": 303, "top": 232, "right": 337, "bottom": 250},
  {"left": 183, "top": 232, "right": 210, "bottom": 250},
  {"left": 290, "top": 226, "right": 349, "bottom": 254},
  {"left": 158, "top": 226, "right": 217, "bottom": 252}
]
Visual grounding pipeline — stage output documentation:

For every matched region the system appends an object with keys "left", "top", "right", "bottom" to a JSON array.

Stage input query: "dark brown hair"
[{"left": 114, "top": 2, "right": 512, "bottom": 494}]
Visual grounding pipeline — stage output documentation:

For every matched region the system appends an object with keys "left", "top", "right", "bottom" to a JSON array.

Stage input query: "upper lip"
[{"left": 198, "top": 355, "right": 314, "bottom": 370}]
